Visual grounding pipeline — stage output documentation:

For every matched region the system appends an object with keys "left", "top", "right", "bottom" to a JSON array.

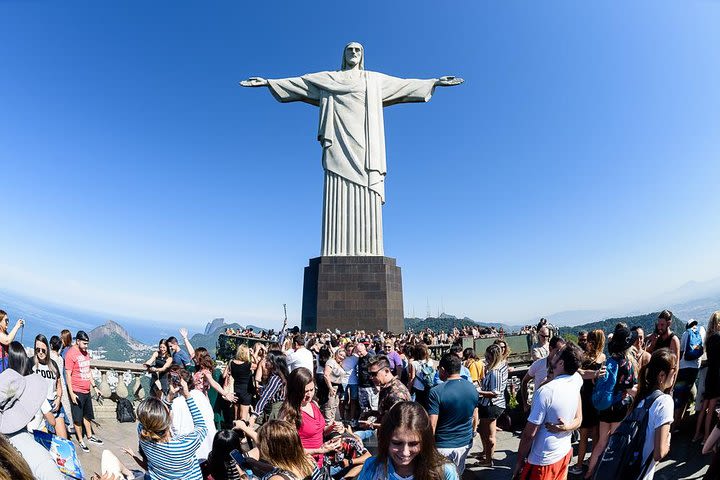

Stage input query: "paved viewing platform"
[{"left": 79, "top": 418, "right": 709, "bottom": 479}]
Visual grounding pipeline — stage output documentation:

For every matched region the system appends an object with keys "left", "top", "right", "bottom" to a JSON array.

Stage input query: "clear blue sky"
[{"left": 2, "top": 1, "right": 719, "bottom": 329}]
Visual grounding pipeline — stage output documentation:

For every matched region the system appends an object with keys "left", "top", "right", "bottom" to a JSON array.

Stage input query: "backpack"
[
  {"left": 592, "top": 356, "right": 620, "bottom": 411},
  {"left": 116, "top": 397, "right": 136, "bottom": 423},
  {"left": 684, "top": 328, "right": 704, "bottom": 361},
  {"left": 419, "top": 362, "right": 436, "bottom": 390},
  {"left": 591, "top": 390, "right": 663, "bottom": 480}
]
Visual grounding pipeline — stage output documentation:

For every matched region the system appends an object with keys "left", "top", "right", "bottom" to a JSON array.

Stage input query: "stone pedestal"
[{"left": 301, "top": 256, "right": 404, "bottom": 333}]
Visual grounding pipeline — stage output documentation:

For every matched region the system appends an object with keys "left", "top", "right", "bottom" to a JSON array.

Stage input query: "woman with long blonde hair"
[
  {"left": 225, "top": 343, "right": 253, "bottom": 421},
  {"left": 257, "top": 420, "right": 317, "bottom": 480},
  {"left": 476, "top": 344, "right": 507, "bottom": 466}
]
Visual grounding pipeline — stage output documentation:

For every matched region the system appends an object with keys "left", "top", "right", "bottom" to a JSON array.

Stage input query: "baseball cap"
[{"left": 75, "top": 330, "right": 90, "bottom": 342}]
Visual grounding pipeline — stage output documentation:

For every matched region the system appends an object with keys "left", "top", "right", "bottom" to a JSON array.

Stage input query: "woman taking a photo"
[
  {"left": 356, "top": 401, "right": 458, "bottom": 480},
  {"left": 136, "top": 377, "right": 207, "bottom": 480},
  {"left": 144, "top": 339, "right": 172, "bottom": 394},
  {"left": 0, "top": 310, "right": 23, "bottom": 373},
  {"left": 476, "top": 343, "right": 507, "bottom": 467}
]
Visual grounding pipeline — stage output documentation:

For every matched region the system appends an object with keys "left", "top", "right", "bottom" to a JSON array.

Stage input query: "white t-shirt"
[
  {"left": 527, "top": 357, "right": 549, "bottom": 386},
  {"left": 33, "top": 362, "right": 59, "bottom": 402},
  {"left": 343, "top": 355, "right": 359, "bottom": 385},
  {"left": 526, "top": 374, "right": 581, "bottom": 466},
  {"left": 171, "top": 390, "right": 217, "bottom": 460},
  {"left": 286, "top": 347, "right": 314, "bottom": 373},
  {"left": 679, "top": 326, "right": 706, "bottom": 370},
  {"left": 637, "top": 393, "right": 673, "bottom": 480}
]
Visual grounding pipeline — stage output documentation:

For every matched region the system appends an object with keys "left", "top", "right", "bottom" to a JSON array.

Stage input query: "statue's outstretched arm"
[
  {"left": 435, "top": 76, "right": 464, "bottom": 87},
  {"left": 240, "top": 77, "right": 269, "bottom": 87}
]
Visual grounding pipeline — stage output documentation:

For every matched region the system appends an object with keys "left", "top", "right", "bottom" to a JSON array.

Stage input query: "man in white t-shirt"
[
  {"left": 521, "top": 336, "right": 566, "bottom": 411},
  {"left": 286, "top": 335, "right": 314, "bottom": 372},
  {"left": 674, "top": 319, "right": 706, "bottom": 425},
  {"left": 514, "top": 343, "right": 583, "bottom": 479}
]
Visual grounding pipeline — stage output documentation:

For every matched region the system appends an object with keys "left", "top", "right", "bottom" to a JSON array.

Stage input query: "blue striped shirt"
[
  {"left": 253, "top": 373, "right": 286, "bottom": 415},
  {"left": 139, "top": 396, "right": 207, "bottom": 480},
  {"left": 479, "top": 363, "right": 508, "bottom": 409}
]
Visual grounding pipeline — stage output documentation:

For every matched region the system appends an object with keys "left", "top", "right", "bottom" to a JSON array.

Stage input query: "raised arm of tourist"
[
  {"left": 233, "top": 419, "right": 259, "bottom": 443},
  {"left": 178, "top": 381, "right": 208, "bottom": 450},
  {"left": 179, "top": 328, "right": 195, "bottom": 359},
  {"left": 0, "top": 317, "right": 23, "bottom": 345},
  {"left": 199, "top": 369, "right": 237, "bottom": 402}
]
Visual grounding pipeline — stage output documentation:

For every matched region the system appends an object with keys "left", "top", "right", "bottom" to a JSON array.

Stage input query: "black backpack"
[
  {"left": 592, "top": 389, "right": 663, "bottom": 480},
  {"left": 116, "top": 397, "right": 136, "bottom": 423}
]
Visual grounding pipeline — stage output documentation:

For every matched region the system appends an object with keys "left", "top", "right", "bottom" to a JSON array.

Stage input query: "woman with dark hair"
[
  {"left": 206, "top": 429, "right": 243, "bottom": 480},
  {"left": 408, "top": 343, "right": 434, "bottom": 409},
  {"left": 248, "top": 350, "right": 290, "bottom": 425},
  {"left": 49, "top": 335, "right": 76, "bottom": 436},
  {"left": 356, "top": 401, "right": 458, "bottom": 480},
  {"left": 192, "top": 350, "right": 236, "bottom": 403},
  {"left": 144, "top": 339, "right": 172, "bottom": 394},
  {"left": 584, "top": 325, "right": 638, "bottom": 479},
  {"left": 476, "top": 343, "right": 507, "bottom": 466},
  {"left": 609, "top": 348, "right": 674, "bottom": 480},
  {"left": 241, "top": 367, "right": 342, "bottom": 467},
  {"left": 0, "top": 310, "right": 23, "bottom": 373},
  {"left": 59, "top": 329, "right": 73, "bottom": 359},
  {"left": 32, "top": 335, "right": 68, "bottom": 439},
  {"left": 8, "top": 341, "right": 33, "bottom": 375}
]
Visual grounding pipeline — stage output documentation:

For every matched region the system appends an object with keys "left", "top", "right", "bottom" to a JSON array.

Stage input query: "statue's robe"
[{"left": 268, "top": 70, "right": 436, "bottom": 256}]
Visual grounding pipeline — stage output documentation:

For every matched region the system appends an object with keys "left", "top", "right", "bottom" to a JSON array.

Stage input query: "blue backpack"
[
  {"left": 592, "top": 356, "right": 621, "bottom": 411},
  {"left": 684, "top": 327, "right": 704, "bottom": 361}
]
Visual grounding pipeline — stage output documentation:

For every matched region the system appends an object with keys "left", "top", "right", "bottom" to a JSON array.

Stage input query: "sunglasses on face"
[
  {"left": 35, "top": 347, "right": 47, "bottom": 353},
  {"left": 368, "top": 369, "right": 383, "bottom": 377}
]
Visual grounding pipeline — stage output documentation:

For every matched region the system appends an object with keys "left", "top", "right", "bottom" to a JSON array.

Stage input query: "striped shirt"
[
  {"left": 479, "top": 363, "right": 508, "bottom": 409},
  {"left": 254, "top": 373, "right": 286, "bottom": 415},
  {"left": 139, "top": 396, "right": 207, "bottom": 480}
]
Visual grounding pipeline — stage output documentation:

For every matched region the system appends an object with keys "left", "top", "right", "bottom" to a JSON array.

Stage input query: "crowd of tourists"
[{"left": 2, "top": 308, "right": 720, "bottom": 480}]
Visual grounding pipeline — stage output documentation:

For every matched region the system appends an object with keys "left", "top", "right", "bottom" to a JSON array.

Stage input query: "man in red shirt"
[{"left": 65, "top": 330, "right": 103, "bottom": 452}]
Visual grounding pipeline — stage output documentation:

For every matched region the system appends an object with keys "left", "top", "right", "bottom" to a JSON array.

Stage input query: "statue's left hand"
[{"left": 436, "top": 76, "right": 464, "bottom": 86}]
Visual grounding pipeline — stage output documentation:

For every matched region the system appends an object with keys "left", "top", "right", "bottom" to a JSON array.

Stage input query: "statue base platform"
[{"left": 301, "top": 256, "right": 404, "bottom": 333}]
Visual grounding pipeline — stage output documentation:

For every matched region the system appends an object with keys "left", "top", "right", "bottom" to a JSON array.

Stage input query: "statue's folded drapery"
[{"left": 268, "top": 70, "right": 436, "bottom": 256}]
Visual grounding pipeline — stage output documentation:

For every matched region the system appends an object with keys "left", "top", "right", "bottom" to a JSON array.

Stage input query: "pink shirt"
[
  {"left": 65, "top": 346, "right": 92, "bottom": 393},
  {"left": 298, "top": 402, "right": 326, "bottom": 467}
]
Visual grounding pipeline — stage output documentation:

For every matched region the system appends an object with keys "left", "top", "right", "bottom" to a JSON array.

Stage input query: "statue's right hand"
[{"left": 240, "top": 77, "right": 268, "bottom": 87}]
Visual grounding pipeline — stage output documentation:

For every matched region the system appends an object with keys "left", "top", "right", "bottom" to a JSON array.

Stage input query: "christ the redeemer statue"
[{"left": 241, "top": 42, "right": 462, "bottom": 256}]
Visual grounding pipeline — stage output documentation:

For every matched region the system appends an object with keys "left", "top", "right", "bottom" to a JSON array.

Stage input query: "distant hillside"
[
  {"left": 88, "top": 320, "right": 155, "bottom": 362},
  {"left": 405, "top": 316, "right": 478, "bottom": 332},
  {"left": 558, "top": 312, "right": 684, "bottom": 338}
]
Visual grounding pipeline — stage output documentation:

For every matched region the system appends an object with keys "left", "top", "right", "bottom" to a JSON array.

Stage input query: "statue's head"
[{"left": 341, "top": 42, "right": 364, "bottom": 71}]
